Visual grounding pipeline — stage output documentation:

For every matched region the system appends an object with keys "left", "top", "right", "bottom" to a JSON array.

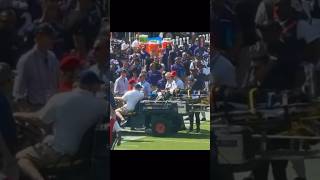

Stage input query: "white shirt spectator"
[
  {"left": 38, "top": 88, "right": 107, "bottom": 155},
  {"left": 131, "top": 40, "right": 139, "bottom": 48},
  {"left": 165, "top": 80, "right": 177, "bottom": 92},
  {"left": 122, "top": 89, "right": 144, "bottom": 111}
]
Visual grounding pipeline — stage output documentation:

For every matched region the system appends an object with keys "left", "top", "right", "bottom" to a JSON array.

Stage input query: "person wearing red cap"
[
  {"left": 59, "top": 56, "right": 82, "bottom": 92},
  {"left": 128, "top": 71, "right": 138, "bottom": 90},
  {"left": 128, "top": 79, "right": 137, "bottom": 91},
  {"left": 165, "top": 72, "right": 177, "bottom": 93},
  {"left": 171, "top": 71, "right": 185, "bottom": 89}
]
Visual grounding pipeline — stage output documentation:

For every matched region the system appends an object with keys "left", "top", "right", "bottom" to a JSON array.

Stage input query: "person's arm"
[
  {"left": 113, "top": 79, "right": 119, "bottom": 95},
  {"left": 13, "top": 112, "right": 42, "bottom": 127},
  {"left": 13, "top": 56, "right": 28, "bottom": 103},
  {"left": 15, "top": 95, "right": 58, "bottom": 131}
]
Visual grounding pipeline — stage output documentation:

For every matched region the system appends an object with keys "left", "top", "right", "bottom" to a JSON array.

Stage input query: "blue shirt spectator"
[
  {"left": 157, "top": 77, "right": 167, "bottom": 90},
  {"left": 171, "top": 58, "right": 186, "bottom": 78},
  {"left": 147, "top": 70, "right": 162, "bottom": 86}
]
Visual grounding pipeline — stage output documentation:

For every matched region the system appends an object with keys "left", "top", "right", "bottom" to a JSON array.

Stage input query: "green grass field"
[{"left": 115, "top": 118, "right": 210, "bottom": 150}]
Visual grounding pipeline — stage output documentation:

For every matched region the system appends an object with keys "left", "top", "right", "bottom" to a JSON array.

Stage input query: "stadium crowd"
[{"left": 110, "top": 32, "right": 210, "bottom": 134}]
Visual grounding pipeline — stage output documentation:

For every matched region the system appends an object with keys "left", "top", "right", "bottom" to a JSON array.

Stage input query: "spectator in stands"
[
  {"left": 13, "top": 23, "right": 59, "bottom": 111},
  {"left": 113, "top": 68, "right": 128, "bottom": 96}
]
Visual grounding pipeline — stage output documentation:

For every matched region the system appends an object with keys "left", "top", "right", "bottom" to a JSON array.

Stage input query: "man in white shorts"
[{"left": 114, "top": 83, "right": 144, "bottom": 126}]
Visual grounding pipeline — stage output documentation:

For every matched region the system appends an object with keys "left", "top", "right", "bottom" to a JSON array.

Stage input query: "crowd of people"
[
  {"left": 109, "top": 32, "right": 210, "bottom": 134},
  {"left": 0, "top": 0, "right": 109, "bottom": 179},
  {"left": 212, "top": 0, "right": 320, "bottom": 180}
]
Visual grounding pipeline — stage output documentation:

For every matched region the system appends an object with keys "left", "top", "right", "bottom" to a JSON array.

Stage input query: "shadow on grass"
[
  {"left": 168, "top": 129, "right": 210, "bottom": 139},
  {"left": 125, "top": 140, "right": 154, "bottom": 143},
  {"left": 121, "top": 128, "right": 210, "bottom": 140}
]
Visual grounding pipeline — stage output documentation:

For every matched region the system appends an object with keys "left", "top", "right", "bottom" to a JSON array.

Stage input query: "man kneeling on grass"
[
  {"left": 14, "top": 71, "right": 107, "bottom": 180},
  {"left": 114, "top": 83, "right": 144, "bottom": 126}
]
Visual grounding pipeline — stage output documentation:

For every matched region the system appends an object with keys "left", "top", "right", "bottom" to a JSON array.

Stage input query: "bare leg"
[
  {"left": 17, "top": 158, "right": 44, "bottom": 180},
  {"left": 115, "top": 108, "right": 125, "bottom": 121}
]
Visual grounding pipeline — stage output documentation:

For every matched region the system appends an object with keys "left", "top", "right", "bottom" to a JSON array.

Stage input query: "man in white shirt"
[
  {"left": 165, "top": 72, "right": 178, "bottom": 93},
  {"left": 114, "top": 84, "right": 144, "bottom": 125},
  {"left": 171, "top": 71, "right": 184, "bottom": 89},
  {"left": 14, "top": 71, "right": 107, "bottom": 180},
  {"left": 113, "top": 69, "right": 128, "bottom": 96}
]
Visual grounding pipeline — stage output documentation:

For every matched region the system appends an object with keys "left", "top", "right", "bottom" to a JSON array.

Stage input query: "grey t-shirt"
[{"left": 38, "top": 88, "right": 107, "bottom": 155}]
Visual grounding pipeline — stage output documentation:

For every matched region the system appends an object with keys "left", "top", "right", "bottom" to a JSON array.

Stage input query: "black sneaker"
[
  {"left": 196, "top": 128, "right": 200, "bottom": 133},
  {"left": 201, "top": 118, "right": 206, "bottom": 121},
  {"left": 145, "top": 128, "right": 152, "bottom": 134}
]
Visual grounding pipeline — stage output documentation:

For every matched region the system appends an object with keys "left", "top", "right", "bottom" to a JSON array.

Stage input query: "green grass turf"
[{"left": 115, "top": 120, "right": 210, "bottom": 150}]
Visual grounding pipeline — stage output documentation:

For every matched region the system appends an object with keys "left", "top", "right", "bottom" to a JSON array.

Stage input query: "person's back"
[
  {"left": 122, "top": 89, "right": 144, "bottom": 111},
  {"left": 41, "top": 88, "right": 107, "bottom": 155}
]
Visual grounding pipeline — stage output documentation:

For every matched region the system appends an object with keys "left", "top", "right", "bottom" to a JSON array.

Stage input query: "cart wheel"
[
  {"left": 151, "top": 120, "right": 171, "bottom": 136},
  {"left": 155, "top": 123, "right": 166, "bottom": 134}
]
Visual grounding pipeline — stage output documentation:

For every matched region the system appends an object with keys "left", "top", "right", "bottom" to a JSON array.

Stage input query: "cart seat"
[{"left": 124, "top": 102, "right": 140, "bottom": 117}]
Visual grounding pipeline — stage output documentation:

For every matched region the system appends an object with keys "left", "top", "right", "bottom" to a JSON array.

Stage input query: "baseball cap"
[
  {"left": 79, "top": 70, "right": 104, "bottom": 85},
  {"left": 0, "top": 62, "right": 13, "bottom": 83},
  {"left": 128, "top": 79, "right": 137, "bottom": 84},
  {"left": 60, "top": 56, "right": 83, "bottom": 71},
  {"left": 135, "top": 83, "right": 143, "bottom": 89},
  {"left": 171, "top": 71, "right": 177, "bottom": 77},
  {"left": 120, "top": 68, "right": 128, "bottom": 73},
  {"left": 34, "top": 23, "right": 54, "bottom": 36}
]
